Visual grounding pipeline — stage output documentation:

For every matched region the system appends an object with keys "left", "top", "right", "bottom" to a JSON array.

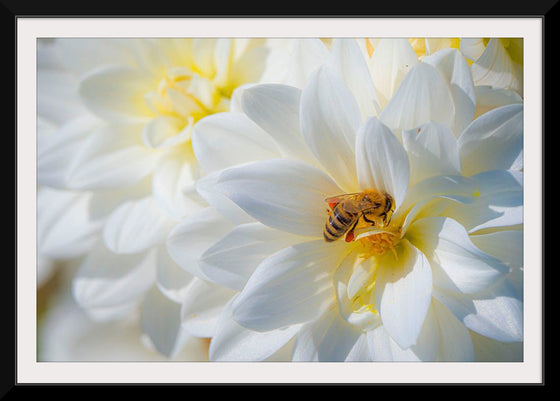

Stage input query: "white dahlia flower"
[
  {"left": 167, "top": 38, "right": 523, "bottom": 361},
  {"left": 37, "top": 37, "right": 294, "bottom": 357}
]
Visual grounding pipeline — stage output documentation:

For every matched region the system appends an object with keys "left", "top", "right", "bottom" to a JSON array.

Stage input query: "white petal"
[
  {"left": 140, "top": 286, "right": 188, "bottom": 358},
  {"left": 434, "top": 280, "right": 523, "bottom": 343},
  {"left": 192, "top": 112, "right": 281, "bottom": 174},
  {"left": 229, "top": 44, "right": 271, "bottom": 86},
  {"left": 37, "top": 68, "right": 86, "bottom": 125},
  {"left": 470, "top": 230, "right": 523, "bottom": 270},
  {"left": 406, "top": 217, "right": 508, "bottom": 294},
  {"left": 79, "top": 65, "right": 154, "bottom": 123},
  {"left": 300, "top": 65, "right": 362, "bottom": 192},
  {"left": 166, "top": 207, "right": 235, "bottom": 280},
  {"left": 141, "top": 116, "right": 189, "bottom": 149},
  {"left": 132, "top": 38, "right": 174, "bottom": 76},
  {"left": 155, "top": 246, "right": 194, "bottom": 304},
  {"left": 180, "top": 278, "right": 236, "bottom": 338},
  {"left": 72, "top": 242, "right": 156, "bottom": 310},
  {"left": 344, "top": 333, "right": 371, "bottom": 361},
  {"left": 355, "top": 117, "right": 410, "bottom": 208},
  {"left": 460, "top": 38, "right": 486, "bottom": 62},
  {"left": 54, "top": 38, "right": 139, "bottom": 76},
  {"left": 87, "top": 176, "right": 152, "bottom": 220},
  {"left": 466, "top": 284, "right": 523, "bottom": 343},
  {"left": 367, "top": 325, "right": 421, "bottom": 361},
  {"left": 333, "top": 251, "right": 382, "bottom": 332},
  {"left": 103, "top": 196, "right": 175, "bottom": 255},
  {"left": 151, "top": 151, "right": 205, "bottom": 220},
  {"left": 228, "top": 83, "right": 255, "bottom": 113},
  {"left": 195, "top": 172, "right": 253, "bottom": 225},
  {"left": 402, "top": 121, "right": 461, "bottom": 186},
  {"left": 327, "top": 38, "right": 381, "bottom": 118},
  {"left": 37, "top": 116, "right": 98, "bottom": 188},
  {"left": 231, "top": 240, "right": 347, "bottom": 332},
  {"left": 408, "top": 303, "right": 439, "bottom": 362},
  {"left": 37, "top": 188, "right": 103, "bottom": 260},
  {"left": 423, "top": 48, "right": 476, "bottom": 135},
  {"left": 217, "top": 159, "right": 343, "bottom": 237},
  {"left": 164, "top": 88, "right": 205, "bottom": 119},
  {"left": 432, "top": 299, "right": 474, "bottom": 361},
  {"left": 369, "top": 39, "right": 419, "bottom": 107},
  {"left": 67, "top": 125, "right": 160, "bottom": 190},
  {"left": 380, "top": 62, "right": 454, "bottom": 134},
  {"left": 446, "top": 170, "right": 523, "bottom": 233},
  {"left": 240, "top": 84, "right": 316, "bottom": 165},
  {"left": 470, "top": 39, "right": 523, "bottom": 96},
  {"left": 474, "top": 85, "right": 523, "bottom": 118},
  {"left": 459, "top": 104, "right": 523, "bottom": 176},
  {"left": 375, "top": 239, "right": 432, "bottom": 349},
  {"left": 208, "top": 38, "right": 235, "bottom": 85},
  {"left": 397, "top": 174, "right": 478, "bottom": 225},
  {"left": 284, "top": 39, "right": 329, "bottom": 88},
  {"left": 200, "top": 222, "right": 304, "bottom": 291},
  {"left": 209, "top": 299, "right": 300, "bottom": 362},
  {"left": 292, "top": 309, "right": 362, "bottom": 362},
  {"left": 192, "top": 38, "right": 218, "bottom": 77}
]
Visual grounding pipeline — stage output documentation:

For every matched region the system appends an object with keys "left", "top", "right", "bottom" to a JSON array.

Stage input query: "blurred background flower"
[{"left": 36, "top": 37, "right": 294, "bottom": 360}]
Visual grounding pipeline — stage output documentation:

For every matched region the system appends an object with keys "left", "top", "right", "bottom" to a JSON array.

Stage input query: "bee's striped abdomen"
[{"left": 323, "top": 205, "right": 357, "bottom": 242}]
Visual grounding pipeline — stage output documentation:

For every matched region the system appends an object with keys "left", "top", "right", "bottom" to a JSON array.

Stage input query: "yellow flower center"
[
  {"left": 358, "top": 231, "right": 399, "bottom": 258},
  {"left": 147, "top": 68, "right": 230, "bottom": 124}
]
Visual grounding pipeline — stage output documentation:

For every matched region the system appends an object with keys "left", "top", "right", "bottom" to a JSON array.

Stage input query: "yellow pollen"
[
  {"left": 365, "top": 39, "right": 375, "bottom": 57},
  {"left": 358, "top": 232, "right": 399, "bottom": 259}
]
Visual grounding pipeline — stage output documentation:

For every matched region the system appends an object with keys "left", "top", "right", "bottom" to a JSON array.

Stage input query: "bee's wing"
[{"left": 324, "top": 193, "right": 363, "bottom": 212}]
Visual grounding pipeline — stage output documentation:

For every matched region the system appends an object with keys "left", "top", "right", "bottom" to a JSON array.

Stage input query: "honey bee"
[{"left": 323, "top": 189, "right": 395, "bottom": 243}]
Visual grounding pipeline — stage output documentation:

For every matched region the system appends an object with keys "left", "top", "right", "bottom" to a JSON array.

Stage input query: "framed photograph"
[{"left": 9, "top": 6, "right": 548, "bottom": 386}]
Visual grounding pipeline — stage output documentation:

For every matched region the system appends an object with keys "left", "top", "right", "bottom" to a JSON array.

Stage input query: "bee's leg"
[
  {"left": 362, "top": 213, "right": 376, "bottom": 226},
  {"left": 345, "top": 218, "right": 361, "bottom": 242}
]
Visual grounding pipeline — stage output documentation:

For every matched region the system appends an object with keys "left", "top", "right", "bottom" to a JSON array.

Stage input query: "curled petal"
[
  {"left": 434, "top": 280, "right": 523, "bottom": 343},
  {"left": 446, "top": 170, "right": 523, "bottom": 233},
  {"left": 459, "top": 104, "right": 523, "bottom": 176}
]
